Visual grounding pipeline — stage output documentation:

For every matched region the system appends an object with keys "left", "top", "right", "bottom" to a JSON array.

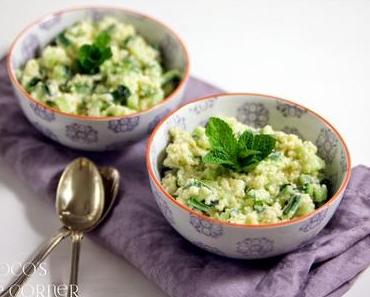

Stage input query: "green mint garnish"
[
  {"left": 202, "top": 117, "right": 276, "bottom": 172},
  {"left": 77, "top": 32, "right": 112, "bottom": 75},
  {"left": 111, "top": 85, "right": 131, "bottom": 105}
]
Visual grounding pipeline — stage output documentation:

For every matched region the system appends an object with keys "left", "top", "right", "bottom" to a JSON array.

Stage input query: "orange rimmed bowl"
[
  {"left": 7, "top": 6, "right": 190, "bottom": 151},
  {"left": 146, "top": 93, "right": 351, "bottom": 259}
]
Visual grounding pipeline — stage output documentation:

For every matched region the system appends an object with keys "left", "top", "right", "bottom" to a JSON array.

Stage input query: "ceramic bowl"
[
  {"left": 146, "top": 93, "right": 351, "bottom": 259},
  {"left": 7, "top": 6, "right": 190, "bottom": 151}
]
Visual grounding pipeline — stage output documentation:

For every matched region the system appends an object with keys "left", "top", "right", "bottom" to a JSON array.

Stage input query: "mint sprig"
[
  {"left": 202, "top": 117, "right": 276, "bottom": 172},
  {"left": 77, "top": 32, "right": 112, "bottom": 74}
]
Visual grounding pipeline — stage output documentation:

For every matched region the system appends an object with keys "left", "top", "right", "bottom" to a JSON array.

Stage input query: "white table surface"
[{"left": 0, "top": 0, "right": 369, "bottom": 296}]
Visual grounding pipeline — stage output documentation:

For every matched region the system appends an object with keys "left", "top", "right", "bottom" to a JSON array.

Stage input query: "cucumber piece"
[
  {"left": 282, "top": 195, "right": 302, "bottom": 219},
  {"left": 313, "top": 184, "right": 328, "bottom": 203},
  {"left": 56, "top": 31, "right": 71, "bottom": 47},
  {"left": 303, "top": 183, "right": 314, "bottom": 196},
  {"left": 186, "top": 196, "right": 213, "bottom": 214},
  {"left": 26, "top": 77, "right": 42, "bottom": 91},
  {"left": 161, "top": 69, "right": 181, "bottom": 95},
  {"left": 298, "top": 175, "right": 314, "bottom": 186},
  {"left": 183, "top": 179, "right": 213, "bottom": 191}
]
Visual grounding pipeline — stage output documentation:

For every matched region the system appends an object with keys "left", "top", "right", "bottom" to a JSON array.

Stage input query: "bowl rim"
[
  {"left": 6, "top": 5, "right": 191, "bottom": 121},
  {"left": 146, "top": 92, "right": 352, "bottom": 229}
]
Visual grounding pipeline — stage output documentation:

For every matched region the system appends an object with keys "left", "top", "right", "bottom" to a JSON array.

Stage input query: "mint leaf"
[
  {"left": 203, "top": 150, "right": 237, "bottom": 168},
  {"left": 206, "top": 117, "right": 238, "bottom": 154},
  {"left": 94, "top": 32, "right": 111, "bottom": 48},
  {"left": 237, "top": 129, "right": 276, "bottom": 170},
  {"left": 238, "top": 130, "right": 254, "bottom": 150},
  {"left": 202, "top": 117, "right": 276, "bottom": 173},
  {"left": 238, "top": 130, "right": 276, "bottom": 158},
  {"left": 77, "top": 32, "right": 112, "bottom": 74},
  {"left": 202, "top": 117, "right": 239, "bottom": 169},
  {"left": 251, "top": 134, "right": 276, "bottom": 158},
  {"left": 240, "top": 157, "right": 261, "bottom": 172}
]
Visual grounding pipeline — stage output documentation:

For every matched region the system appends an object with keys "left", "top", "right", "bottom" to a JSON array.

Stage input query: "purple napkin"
[{"left": 0, "top": 57, "right": 370, "bottom": 297}]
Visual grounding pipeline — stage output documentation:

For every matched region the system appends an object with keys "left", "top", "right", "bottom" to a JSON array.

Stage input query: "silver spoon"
[
  {"left": 1, "top": 158, "right": 105, "bottom": 297},
  {"left": 67, "top": 166, "right": 120, "bottom": 296}
]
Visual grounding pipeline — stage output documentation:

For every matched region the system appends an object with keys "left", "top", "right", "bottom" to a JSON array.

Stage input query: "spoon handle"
[
  {"left": 0, "top": 227, "right": 71, "bottom": 297},
  {"left": 68, "top": 232, "right": 83, "bottom": 296}
]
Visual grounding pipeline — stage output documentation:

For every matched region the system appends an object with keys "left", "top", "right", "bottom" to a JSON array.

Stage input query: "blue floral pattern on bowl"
[
  {"left": 276, "top": 102, "right": 306, "bottom": 118},
  {"left": 152, "top": 185, "right": 175, "bottom": 225},
  {"left": 191, "top": 240, "right": 226, "bottom": 256},
  {"left": 299, "top": 209, "right": 328, "bottom": 233},
  {"left": 29, "top": 102, "right": 55, "bottom": 122},
  {"left": 31, "top": 121, "right": 58, "bottom": 141},
  {"left": 236, "top": 102, "right": 269, "bottom": 128},
  {"left": 147, "top": 109, "right": 171, "bottom": 135},
  {"left": 189, "top": 215, "right": 223, "bottom": 238},
  {"left": 236, "top": 237, "right": 274, "bottom": 257},
  {"left": 167, "top": 114, "right": 186, "bottom": 130},
  {"left": 65, "top": 123, "right": 98, "bottom": 144},
  {"left": 188, "top": 100, "right": 215, "bottom": 115},
  {"left": 90, "top": 10, "right": 108, "bottom": 21},
  {"left": 39, "top": 14, "right": 62, "bottom": 30},
  {"left": 282, "top": 126, "right": 304, "bottom": 139},
  {"left": 316, "top": 128, "right": 338, "bottom": 162},
  {"left": 21, "top": 34, "right": 40, "bottom": 61},
  {"left": 108, "top": 116, "right": 140, "bottom": 133},
  {"left": 156, "top": 196, "right": 175, "bottom": 226}
]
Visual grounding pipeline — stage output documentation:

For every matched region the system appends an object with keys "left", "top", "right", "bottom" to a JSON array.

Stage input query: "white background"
[{"left": 0, "top": 0, "right": 369, "bottom": 296}]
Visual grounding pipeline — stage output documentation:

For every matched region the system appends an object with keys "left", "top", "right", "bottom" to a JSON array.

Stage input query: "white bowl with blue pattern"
[
  {"left": 146, "top": 93, "right": 351, "bottom": 259},
  {"left": 7, "top": 6, "right": 190, "bottom": 151}
]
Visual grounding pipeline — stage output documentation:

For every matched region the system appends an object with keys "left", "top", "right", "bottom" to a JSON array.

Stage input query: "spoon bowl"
[
  {"left": 93, "top": 166, "right": 120, "bottom": 230},
  {"left": 56, "top": 158, "right": 105, "bottom": 231}
]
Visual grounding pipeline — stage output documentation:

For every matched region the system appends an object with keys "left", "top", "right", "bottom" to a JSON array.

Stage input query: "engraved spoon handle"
[{"left": 0, "top": 227, "right": 71, "bottom": 297}]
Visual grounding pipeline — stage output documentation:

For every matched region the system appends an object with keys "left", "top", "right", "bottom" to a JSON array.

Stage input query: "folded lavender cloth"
[{"left": 0, "top": 57, "right": 369, "bottom": 297}]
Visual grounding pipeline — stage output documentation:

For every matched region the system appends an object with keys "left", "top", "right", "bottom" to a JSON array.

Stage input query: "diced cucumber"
[
  {"left": 303, "top": 183, "right": 314, "bottom": 196},
  {"left": 282, "top": 195, "right": 302, "bottom": 219},
  {"left": 26, "top": 77, "right": 42, "bottom": 91},
  {"left": 253, "top": 201, "right": 265, "bottom": 213},
  {"left": 161, "top": 69, "right": 181, "bottom": 95},
  {"left": 186, "top": 196, "right": 214, "bottom": 214},
  {"left": 56, "top": 31, "right": 71, "bottom": 47},
  {"left": 278, "top": 184, "right": 295, "bottom": 203},
  {"left": 183, "top": 179, "right": 213, "bottom": 191},
  {"left": 313, "top": 184, "right": 328, "bottom": 203},
  {"left": 298, "top": 175, "right": 314, "bottom": 186}
]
